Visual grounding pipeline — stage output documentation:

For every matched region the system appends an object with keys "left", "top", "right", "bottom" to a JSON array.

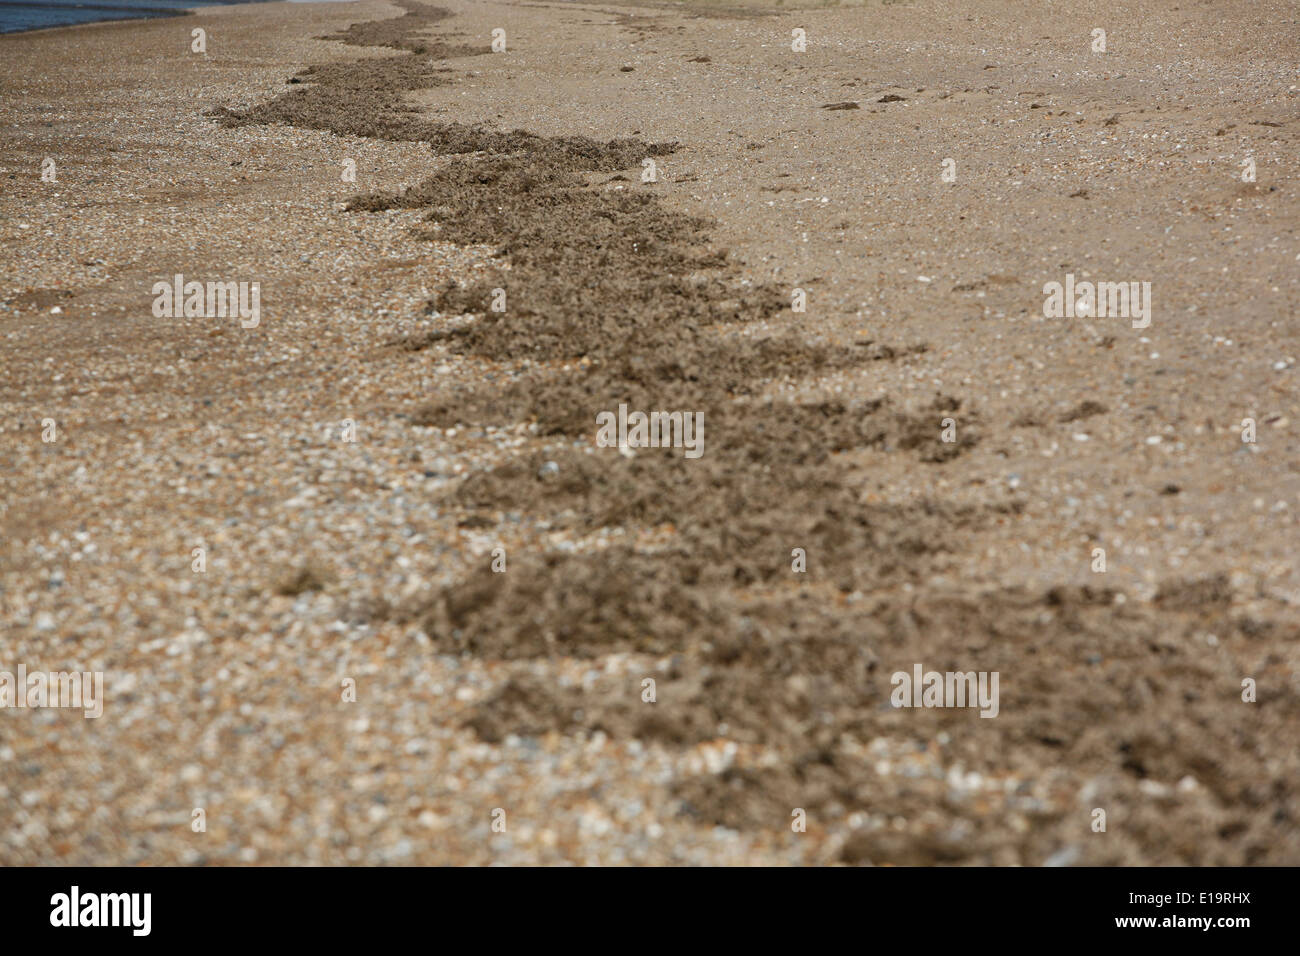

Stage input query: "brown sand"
[{"left": 1, "top": 0, "right": 1297, "bottom": 865}]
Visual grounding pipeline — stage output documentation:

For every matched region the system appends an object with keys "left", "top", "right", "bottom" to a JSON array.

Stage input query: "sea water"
[{"left": 0, "top": 0, "right": 269, "bottom": 35}]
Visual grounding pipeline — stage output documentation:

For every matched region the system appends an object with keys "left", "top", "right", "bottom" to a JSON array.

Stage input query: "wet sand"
[{"left": 1, "top": 0, "right": 1297, "bottom": 865}]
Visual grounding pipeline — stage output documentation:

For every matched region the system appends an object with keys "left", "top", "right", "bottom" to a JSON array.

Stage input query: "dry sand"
[{"left": 0, "top": 0, "right": 1297, "bottom": 865}]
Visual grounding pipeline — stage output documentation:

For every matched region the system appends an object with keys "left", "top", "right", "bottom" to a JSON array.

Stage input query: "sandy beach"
[{"left": 1, "top": 0, "right": 1297, "bottom": 865}]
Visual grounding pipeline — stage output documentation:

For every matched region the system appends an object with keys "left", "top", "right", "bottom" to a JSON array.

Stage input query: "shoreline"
[
  {"left": 0, "top": 0, "right": 300, "bottom": 38},
  {"left": 0, "top": 14, "right": 182, "bottom": 40}
]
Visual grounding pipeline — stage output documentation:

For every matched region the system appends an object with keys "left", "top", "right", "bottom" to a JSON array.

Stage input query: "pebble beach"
[{"left": 1, "top": 0, "right": 1297, "bottom": 865}]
